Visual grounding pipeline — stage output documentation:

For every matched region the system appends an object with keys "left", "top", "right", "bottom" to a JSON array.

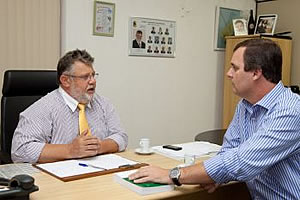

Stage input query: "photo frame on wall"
[
  {"left": 93, "top": 1, "right": 115, "bottom": 37},
  {"left": 255, "top": 14, "right": 278, "bottom": 35},
  {"left": 214, "top": 6, "right": 242, "bottom": 50},
  {"left": 129, "top": 17, "right": 176, "bottom": 58}
]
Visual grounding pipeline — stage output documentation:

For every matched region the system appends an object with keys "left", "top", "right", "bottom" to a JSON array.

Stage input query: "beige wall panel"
[
  {"left": 0, "top": 0, "right": 60, "bottom": 89},
  {"left": 258, "top": 0, "right": 300, "bottom": 86}
]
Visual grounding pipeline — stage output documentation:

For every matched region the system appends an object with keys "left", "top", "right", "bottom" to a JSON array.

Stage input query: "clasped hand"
[{"left": 69, "top": 130, "right": 101, "bottom": 158}]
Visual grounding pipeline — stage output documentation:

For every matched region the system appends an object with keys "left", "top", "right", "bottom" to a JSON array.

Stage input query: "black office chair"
[
  {"left": 290, "top": 85, "right": 300, "bottom": 95},
  {"left": 194, "top": 129, "right": 227, "bottom": 145},
  {"left": 0, "top": 70, "right": 58, "bottom": 164}
]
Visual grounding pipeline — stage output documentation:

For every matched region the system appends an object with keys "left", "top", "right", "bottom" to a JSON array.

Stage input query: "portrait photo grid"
[{"left": 129, "top": 17, "right": 176, "bottom": 58}]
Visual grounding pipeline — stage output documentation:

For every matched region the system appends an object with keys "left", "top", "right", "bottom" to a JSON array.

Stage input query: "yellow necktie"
[{"left": 78, "top": 103, "right": 91, "bottom": 136}]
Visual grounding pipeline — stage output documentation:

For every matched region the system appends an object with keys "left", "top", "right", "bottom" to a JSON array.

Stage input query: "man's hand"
[
  {"left": 68, "top": 130, "right": 100, "bottom": 158},
  {"left": 128, "top": 166, "right": 172, "bottom": 184}
]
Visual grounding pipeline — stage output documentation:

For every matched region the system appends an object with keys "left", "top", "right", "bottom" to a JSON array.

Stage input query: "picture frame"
[
  {"left": 93, "top": 1, "right": 115, "bottom": 37},
  {"left": 233, "top": 19, "right": 248, "bottom": 36},
  {"left": 129, "top": 17, "right": 176, "bottom": 58},
  {"left": 214, "top": 6, "right": 242, "bottom": 51},
  {"left": 255, "top": 14, "right": 278, "bottom": 35}
]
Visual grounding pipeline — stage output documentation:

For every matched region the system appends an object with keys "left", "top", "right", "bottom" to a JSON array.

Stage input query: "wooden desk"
[{"left": 29, "top": 150, "right": 250, "bottom": 200}]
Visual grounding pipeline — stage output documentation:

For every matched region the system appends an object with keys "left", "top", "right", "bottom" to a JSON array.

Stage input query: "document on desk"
[
  {"left": 35, "top": 154, "right": 144, "bottom": 181},
  {"left": 152, "top": 141, "right": 221, "bottom": 161},
  {"left": 0, "top": 163, "right": 40, "bottom": 179}
]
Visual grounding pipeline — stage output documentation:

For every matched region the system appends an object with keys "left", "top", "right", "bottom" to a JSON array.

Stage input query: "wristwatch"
[{"left": 169, "top": 167, "right": 182, "bottom": 186}]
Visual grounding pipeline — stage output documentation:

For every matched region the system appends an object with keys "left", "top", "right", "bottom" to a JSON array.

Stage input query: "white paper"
[
  {"left": 115, "top": 169, "right": 138, "bottom": 178},
  {"left": 152, "top": 141, "right": 221, "bottom": 161},
  {"left": 0, "top": 187, "right": 9, "bottom": 191},
  {"left": 0, "top": 163, "right": 40, "bottom": 179},
  {"left": 36, "top": 154, "right": 139, "bottom": 178},
  {"left": 80, "top": 154, "right": 138, "bottom": 170}
]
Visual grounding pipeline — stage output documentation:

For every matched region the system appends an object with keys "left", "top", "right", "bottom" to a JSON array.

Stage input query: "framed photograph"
[
  {"left": 255, "top": 14, "right": 278, "bottom": 35},
  {"left": 129, "top": 17, "right": 176, "bottom": 58},
  {"left": 233, "top": 19, "right": 248, "bottom": 36},
  {"left": 93, "top": 1, "right": 115, "bottom": 37},
  {"left": 214, "top": 6, "right": 242, "bottom": 51}
]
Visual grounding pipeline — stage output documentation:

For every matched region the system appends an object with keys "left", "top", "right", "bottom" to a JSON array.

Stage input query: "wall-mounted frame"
[
  {"left": 254, "top": 14, "right": 278, "bottom": 35},
  {"left": 129, "top": 17, "right": 176, "bottom": 58},
  {"left": 93, "top": 1, "right": 115, "bottom": 37},
  {"left": 214, "top": 7, "right": 242, "bottom": 51}
]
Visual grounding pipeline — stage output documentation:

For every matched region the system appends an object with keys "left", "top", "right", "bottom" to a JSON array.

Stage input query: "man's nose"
[
  {"left": 88, "top": 76, "right": 97, "bottom": 84},
  {"left": 227, "top": 68, "right": 233, "bottom": 79}
]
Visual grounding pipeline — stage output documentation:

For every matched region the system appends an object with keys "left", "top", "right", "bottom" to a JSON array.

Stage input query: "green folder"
[{"left": 123, "top": 178, "right": 168, "bottom": 187}]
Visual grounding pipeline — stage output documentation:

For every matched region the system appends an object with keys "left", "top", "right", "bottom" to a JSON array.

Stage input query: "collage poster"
[
  {"left": 129, "top": 17, "right": 176, "bottom": 58},
  {"left": 93, "top": 1, "right": 115, "bottom": 37}
]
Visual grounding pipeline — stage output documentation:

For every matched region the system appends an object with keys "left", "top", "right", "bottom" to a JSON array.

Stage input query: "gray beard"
[{"left": 70, "top": 85, "right": 93, "bottom": 104}]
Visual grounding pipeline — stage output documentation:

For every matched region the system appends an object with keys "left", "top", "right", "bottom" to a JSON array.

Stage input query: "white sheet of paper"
[
  {"left": 36, "top": 154, "right": 138, "bottom": 178},
  {"left": 36, "top": 160, "right": 101, "bottom": 178},
  {"left": 0, "top": 186, "right": 9, "bottom": 192},
  {"left": 0, "top": 163, "right": 40, "bottom": 179},
  {"left": 80, "top": 154, "right": 138, "bottom": 170},
  {"left": 152, "top": 141, "right": 221, "bottom": 161},
  {"left": 115, "top": 169, "right": 138, "bottom": 178}
]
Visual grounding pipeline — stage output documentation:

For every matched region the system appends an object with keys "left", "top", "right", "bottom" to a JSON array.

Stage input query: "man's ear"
[
  {"left": 60, "top": 75, "right": 71, "bottom": 88},
  {"left": 253, "top": 68, "right": 263, "bottom": 80}
]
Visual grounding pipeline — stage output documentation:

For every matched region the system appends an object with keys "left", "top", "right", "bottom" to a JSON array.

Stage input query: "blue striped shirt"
[{"left": 204, "top": 82, "right": 300, "bottom": 199}]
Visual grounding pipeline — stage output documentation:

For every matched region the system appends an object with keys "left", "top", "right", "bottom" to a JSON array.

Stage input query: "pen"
[
  {"left": 118, "top": 164, "right": 135, "bottom": 168},
  {"left": 78, "top": 163, "right": 106, "bottom": 170}
]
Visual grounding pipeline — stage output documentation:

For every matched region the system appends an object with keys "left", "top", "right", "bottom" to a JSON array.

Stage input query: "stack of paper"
[
  {"left": 114, "top": 170, "right": 174, "bottom": 195},
  {"left": 152, "top": 141, "right": 221, "bottom": 161}
]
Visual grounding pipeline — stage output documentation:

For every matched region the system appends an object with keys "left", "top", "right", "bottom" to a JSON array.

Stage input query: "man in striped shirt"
[
  {"left": 129, "top": 39, "right": 300, "bottom": 199},
  {"left": 11, "top": 49, "right": 128, "bottom": 163}
]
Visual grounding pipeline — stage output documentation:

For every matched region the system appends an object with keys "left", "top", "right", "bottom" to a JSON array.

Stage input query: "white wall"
[{"left": 61, "top": 0, "right": 255, "bottom": 149}]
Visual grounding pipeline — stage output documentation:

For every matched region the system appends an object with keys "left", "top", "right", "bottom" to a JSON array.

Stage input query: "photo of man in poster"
[{"left": 132, "top": 30, "right": 146, "bottom": 48}]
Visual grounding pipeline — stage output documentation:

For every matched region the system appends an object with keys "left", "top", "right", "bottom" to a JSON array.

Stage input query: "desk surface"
[{"left": 28, "top": 150, "right": 250, "bottom": 200}]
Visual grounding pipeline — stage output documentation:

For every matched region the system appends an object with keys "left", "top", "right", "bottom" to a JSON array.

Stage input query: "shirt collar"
[
  {"left": 58, "top": 86, "right": 91, "bottom": 112},
  {"left": 242, "top": 81, "right": 285, "bottom": 111},
  {"left": 255, "top": 81, "right": 285, "bottom": 109}
]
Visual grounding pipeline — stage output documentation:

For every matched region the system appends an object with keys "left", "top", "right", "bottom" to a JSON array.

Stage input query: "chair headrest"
[{"left": 2, "top": 70, "right": 58, "bottom": 96}]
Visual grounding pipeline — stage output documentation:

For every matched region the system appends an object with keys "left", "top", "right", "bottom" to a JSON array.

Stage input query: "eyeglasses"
[{"left": 65, "top": 73, "right": 99, "bottom": 81}]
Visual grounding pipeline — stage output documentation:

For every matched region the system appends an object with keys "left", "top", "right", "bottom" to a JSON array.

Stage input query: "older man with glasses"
[{"left": 11, "top": 49, "right": 128, "bottom": 163}]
